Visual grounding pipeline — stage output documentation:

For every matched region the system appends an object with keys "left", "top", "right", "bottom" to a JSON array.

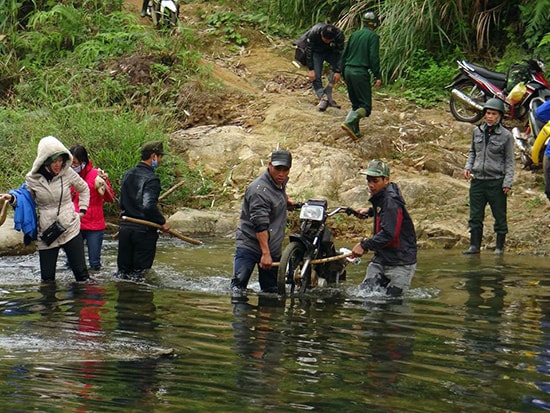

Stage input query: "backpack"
[{"left": 293, "top": 32, "right": 308, "bottom": 66}]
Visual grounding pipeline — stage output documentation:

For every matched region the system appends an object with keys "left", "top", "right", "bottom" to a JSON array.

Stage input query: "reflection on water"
[{"left": 1, "top": 240, "right": 550, "bottom": 411}]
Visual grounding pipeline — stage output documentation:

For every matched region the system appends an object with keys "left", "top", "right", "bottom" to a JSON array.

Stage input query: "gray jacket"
[
  {"left": 465, "top": 123, "right": 515, "bottom": 188},
  {"left": 235, "top": 169, "right": 288, "bottom": 258}
]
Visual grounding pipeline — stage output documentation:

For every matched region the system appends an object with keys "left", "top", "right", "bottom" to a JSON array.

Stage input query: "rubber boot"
[
  {"left": 354, "top": 107, "right": 367, "bottom": 137},
  {"left": 341, "top": 110, "right": 360, "bottom": 139},
  {"left": 494, "top": 233, "right": 506, "bottom": 255},
  {"left": 463, "top": 229, "right": 482, "bottom": 255}
]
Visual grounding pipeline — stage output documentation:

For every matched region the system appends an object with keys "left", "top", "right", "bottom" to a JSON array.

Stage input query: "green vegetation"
[
  {"left": 1, "top": 0, "right": 548, "bottom": 214},
  {"left": 0, "top": 0, "right": 206, "bottom": 213}
]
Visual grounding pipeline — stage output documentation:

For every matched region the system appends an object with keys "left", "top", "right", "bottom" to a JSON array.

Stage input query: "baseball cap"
[
  {"left": 270, "top": 150, "right": 292, "bottom": 168},
  {"left": 359, "top": 160, "right": 390, "bottom": 177}
]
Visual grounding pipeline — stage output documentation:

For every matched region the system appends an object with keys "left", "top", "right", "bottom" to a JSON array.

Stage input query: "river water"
[{"left": 1, "top": 238, "right": 550, "bottom": 412}]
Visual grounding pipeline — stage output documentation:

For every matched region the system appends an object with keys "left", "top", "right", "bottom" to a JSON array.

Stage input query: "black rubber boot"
[
  {"left": 494, "top": 233, "right": 506, "bottom": 255},
  {"left": 463, "top": 229, "right": 482, "bottom": 255}
]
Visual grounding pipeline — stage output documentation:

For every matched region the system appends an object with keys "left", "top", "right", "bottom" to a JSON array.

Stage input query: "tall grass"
[{"left": 0, "top": 106, "right": 209, "bottom": 214}]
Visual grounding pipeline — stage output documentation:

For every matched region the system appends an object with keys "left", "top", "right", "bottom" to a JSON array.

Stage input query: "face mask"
[
  {"left": 72, "top": 162, "right": 86, "bottom": 173},
  {"left": 151, "top": 158, "right": 158, "bottom": 170}
]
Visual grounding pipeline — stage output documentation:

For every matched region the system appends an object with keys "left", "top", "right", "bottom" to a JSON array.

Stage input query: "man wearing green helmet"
[{"left": 463, "top": 98, "right": 515, "bottom": 255}]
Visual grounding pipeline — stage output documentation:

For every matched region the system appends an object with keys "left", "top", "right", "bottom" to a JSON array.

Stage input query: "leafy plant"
[{"left": 391, "top": 50, "right": 456, "bottom": 107}]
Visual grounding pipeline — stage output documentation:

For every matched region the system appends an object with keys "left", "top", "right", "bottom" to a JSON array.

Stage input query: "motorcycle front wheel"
[
  {"left": 277, "top": 242, "right": 309, "bottom": 296},
  {"left": 449, "top": 80, "right": 485, "bottom": 123}
]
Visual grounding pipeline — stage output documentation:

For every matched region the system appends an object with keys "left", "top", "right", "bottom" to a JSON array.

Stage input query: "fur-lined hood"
[{"left": 29, "top": 136, "right": 73, "bottom": 176}]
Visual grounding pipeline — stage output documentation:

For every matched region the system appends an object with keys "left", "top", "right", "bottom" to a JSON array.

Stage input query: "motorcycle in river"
[
  {"left": 513, "top": 97, "right": 550, "bottom": 168},
  {"left": 446, "top": 58, "right": 550, "bottom": 123},
  {"left": 276, "top": 199, "right": 367, "bottom": 296}
]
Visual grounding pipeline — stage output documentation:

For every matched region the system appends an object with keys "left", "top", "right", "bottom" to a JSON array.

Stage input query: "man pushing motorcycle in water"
[{"left": 350, "top": 160, "right": 417, "bottom": 297}]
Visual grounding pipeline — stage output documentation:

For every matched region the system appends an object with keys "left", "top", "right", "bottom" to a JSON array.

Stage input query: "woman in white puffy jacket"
[{"left": 3, "top": 136, "right": 90, "bottom": 282}]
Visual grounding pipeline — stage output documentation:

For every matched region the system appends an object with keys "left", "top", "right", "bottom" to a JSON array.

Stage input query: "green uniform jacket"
[{"left": 341, "top": 28, "right": 380, "bottom": 80}]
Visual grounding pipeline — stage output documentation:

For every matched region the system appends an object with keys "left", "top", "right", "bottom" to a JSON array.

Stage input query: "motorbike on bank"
[
  {"left": 446, "top": 58, "right": 550, "bottom": 123},
  {"left": 276, "top": 199, "right": 367, "bottom": 296},
  {"left": 513, "top": 97, "right": 550, "bottom": 169},
  {"left": 147, "top": 0, "right": 179, "bottom": 28}
]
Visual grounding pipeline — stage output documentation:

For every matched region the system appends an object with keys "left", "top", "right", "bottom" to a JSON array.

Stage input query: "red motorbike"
[{"left": 446, "top": 58, "right": 550, "bottom": 123}]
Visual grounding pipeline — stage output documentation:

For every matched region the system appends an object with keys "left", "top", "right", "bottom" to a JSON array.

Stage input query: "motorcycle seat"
[{"left": 467, "top": 62, "right": 507, "bottom": 88}]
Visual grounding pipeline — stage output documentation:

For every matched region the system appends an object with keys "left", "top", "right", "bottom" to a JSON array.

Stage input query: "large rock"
[
  {"left": 0, "top": 216, "right": 35, "bottom": 256},
  {"left": 169, "top": 208, "right": 237, "bottom": 238}
]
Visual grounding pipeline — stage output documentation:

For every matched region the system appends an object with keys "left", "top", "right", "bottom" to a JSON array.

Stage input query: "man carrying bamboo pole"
[{"left": 116, "top": 141, "right": 170, "bottom": 279}]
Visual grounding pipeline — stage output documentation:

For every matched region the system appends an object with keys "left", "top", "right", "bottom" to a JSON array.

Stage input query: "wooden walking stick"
[
  {"left": 121, "top": 216, "right": 203, "bottom": 245},
  {"left": 0, "top": 197, "right": 9, "bottom": 227}
]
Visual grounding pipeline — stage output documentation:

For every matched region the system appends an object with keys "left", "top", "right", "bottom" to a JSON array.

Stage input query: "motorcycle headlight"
[{"left": 299, "top": 204, "right": 325, "bottom": 221}]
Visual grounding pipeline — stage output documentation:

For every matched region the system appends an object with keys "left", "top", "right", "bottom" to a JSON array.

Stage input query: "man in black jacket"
[
  {"left": 117, "top": 141, "right": 170, "bottom": 278},
  {"left": 304, "top": 23, "right": 345, "bottom": 111},
  {"left": 351, "top": 160, "right": 417, "bottom": 297}
]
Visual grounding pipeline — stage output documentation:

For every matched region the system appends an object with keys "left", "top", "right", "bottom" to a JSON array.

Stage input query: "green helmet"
[
  {"left": 362, "top": 11, "right": 379, "bottom": 27},
  {"left": 483, "top": 98, "right": 505, "bottom": 115}
]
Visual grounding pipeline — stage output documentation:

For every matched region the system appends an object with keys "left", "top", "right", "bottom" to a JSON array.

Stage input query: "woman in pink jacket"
[{"left": 70, "top": 146, "right": 115, "bottom": 271}]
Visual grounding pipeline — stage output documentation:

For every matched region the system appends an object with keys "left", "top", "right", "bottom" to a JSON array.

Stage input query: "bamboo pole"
[
  {"left": 158, "top": 180, "right": 186, "bottom": 202},
  {"left": 272, "top": 251, "right": 354, "bottom": 267},
  {"left": 112, "top": 180, "right": 185, "bottom": 240},
  {"left": 121, "top": 216, "right": 203, "bottom": 245}
]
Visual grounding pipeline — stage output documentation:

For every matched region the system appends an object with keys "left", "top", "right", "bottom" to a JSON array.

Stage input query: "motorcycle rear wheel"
[
  {"left": 277, "top": 242, "right": 308, "bottom": 296},
  {"left": 449, "top": 80, "right": 485, "bottom": 123}
]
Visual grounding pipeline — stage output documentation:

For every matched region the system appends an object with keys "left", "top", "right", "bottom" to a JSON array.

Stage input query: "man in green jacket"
[{"left": 341, "top": 11, "right": 382, "bottom": 140}]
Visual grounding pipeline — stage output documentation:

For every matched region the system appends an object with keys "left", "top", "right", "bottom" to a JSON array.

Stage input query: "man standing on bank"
[
  {"left": 341, "top": 11, "right": 382, "bottom": 140},
  {"left": 304, "top": 23, "right": 345, "bottom": 111},
  {"left": 230, "top": 149, "right": 299, "bottom": 296},
  {"left": 117, "top": 141, "right": 170, "bottom": 278},
  {"left": 463, "top": 98, "right": 514, "bottom": 255}
]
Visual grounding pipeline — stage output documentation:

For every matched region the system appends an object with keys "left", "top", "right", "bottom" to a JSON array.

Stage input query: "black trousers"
[
  {"left": 468, "top": 178, "right": 508, "bottom": 234},
  {"left": 117, "top": 225, "right": 159, "bottom": 276},
  {"left": 39, "top": 233, "right": 89, "bottom": 282}
]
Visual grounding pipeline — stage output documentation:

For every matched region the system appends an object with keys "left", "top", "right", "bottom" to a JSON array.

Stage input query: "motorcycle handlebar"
[
  {"left": 329, "top": 206, "right": 370, "bottom": 219},
  {"left": 292, "top": 203, "right": 371, "bottom": 219}
]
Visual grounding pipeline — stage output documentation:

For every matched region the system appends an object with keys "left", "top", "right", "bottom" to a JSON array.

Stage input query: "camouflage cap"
[{"left": 359, "top": 160, "right": 390, "bottom": 177}]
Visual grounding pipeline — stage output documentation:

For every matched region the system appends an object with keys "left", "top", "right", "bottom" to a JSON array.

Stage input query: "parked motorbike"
[
  {"left": 148, "top": 0, "right": 179, "bottom": 28},
  {"left": 277, "top": 199, "right": 367, "bottom": 296},
  {"left": 446, "top": 58, "right": 550, "bottom": 123},
  {"left": 513, "top": 97, "right": 550, "bottom": 168}
]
